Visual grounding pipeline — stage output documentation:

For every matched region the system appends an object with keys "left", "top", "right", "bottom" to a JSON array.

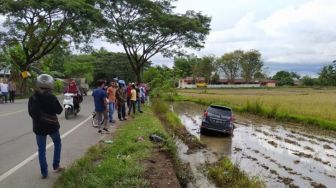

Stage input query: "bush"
[{"left": 54, "top": 79, "right": 64, "bottom": 93}]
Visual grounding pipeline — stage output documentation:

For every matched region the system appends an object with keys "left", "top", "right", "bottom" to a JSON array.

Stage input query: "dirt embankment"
[{"left": 142, "top": 147, "right": 181, "bottom": 188}]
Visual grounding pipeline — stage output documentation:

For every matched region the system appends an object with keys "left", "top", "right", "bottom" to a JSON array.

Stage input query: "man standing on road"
[
  {"left": 28, "top": 74, "right": 64, "bottom": 179},
  {"left": 107, "top": 80, "right": 117, "bottom": 123},
  {"left": 92, "top": 80, "right": 109, "bottom": 133},
  {"left": 0, "top": 80, "right": 9, "bottom": 103},
  {"left": 8, "top": 79, "right": 16, "bottom": 103}
]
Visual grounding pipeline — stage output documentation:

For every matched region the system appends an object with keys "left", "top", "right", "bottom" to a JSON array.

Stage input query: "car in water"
[{"left": 200, "top": 105, "right": 235, "bottom": 135}]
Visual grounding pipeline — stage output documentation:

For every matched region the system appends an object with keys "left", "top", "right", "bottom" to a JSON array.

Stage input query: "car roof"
[{"left": 209, "top": 105, "right": 232, "bottom": 111}]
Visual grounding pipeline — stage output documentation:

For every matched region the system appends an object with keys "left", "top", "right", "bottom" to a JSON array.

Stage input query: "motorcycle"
[{"left": 63, "top": 93, "right": 80, "bottom": 119}]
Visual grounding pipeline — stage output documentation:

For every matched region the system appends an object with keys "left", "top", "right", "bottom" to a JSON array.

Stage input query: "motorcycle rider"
[{"left": 64, "top": 80, "right": 81, "bottom": 111}]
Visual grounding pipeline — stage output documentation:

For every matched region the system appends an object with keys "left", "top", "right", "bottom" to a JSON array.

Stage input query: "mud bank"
[{"left": 172, "top": 102, "right": 336, "bottom": 188}]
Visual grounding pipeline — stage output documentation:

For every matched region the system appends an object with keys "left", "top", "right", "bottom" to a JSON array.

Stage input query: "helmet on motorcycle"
[{"left": 36, "top": 74, "right": 54, "bottom": 90}]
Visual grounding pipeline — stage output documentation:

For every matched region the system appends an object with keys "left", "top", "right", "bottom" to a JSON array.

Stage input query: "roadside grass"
[
  {"left": 151, "top": 98, "right": 204, "bottom": 150},
  {"left": 53, "top": 107, "right": 188, "bottom": 188},
  {"left": 176, "top": 88, "right": 336, "bottom": 130},
  {"left": 206, "top": 157, "right": 265, "bottom": 188}
]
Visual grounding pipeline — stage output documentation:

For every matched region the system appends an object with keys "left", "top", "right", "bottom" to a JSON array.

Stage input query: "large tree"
[
  {"left": 192, "top": 55, "right": 215, "bottom": 83},
  {"left": 318, "top": 64, "right": 336, "bottom": 86},
  {"left": 0, "top": 0, "right": 102, "bottom": 78},
  {"left": 100, "top": 0, "right": 211, "bottom": 82},
  {"left": 240, "top": 50, "right": 263, "bottom": 82},
  {"left": 217, "top": 50, "right": 243, "bottom": 84},
  {"left": 173, "top": 55, "right": 198, "bottom": 78},
  {"left": 272, "top": 70, "right": 294, "bottom": 86}
]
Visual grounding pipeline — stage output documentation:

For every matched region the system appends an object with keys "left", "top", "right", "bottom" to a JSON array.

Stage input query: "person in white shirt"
[{"left": 0, "top": 80, "right": 9, "bottom": 103}]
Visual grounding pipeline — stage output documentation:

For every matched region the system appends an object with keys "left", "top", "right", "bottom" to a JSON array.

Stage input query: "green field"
[{"left": 177, "top": 88, "right": 336, "bottom": 129}]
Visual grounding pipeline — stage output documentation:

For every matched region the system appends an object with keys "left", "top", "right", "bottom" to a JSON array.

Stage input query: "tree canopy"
[
  {"left": 318, "top": 64, "right": 336, "bottom": 86},
  {"left": 216, "top": 50, "right": 243, "bottom": 84},
  {"left": 173, "top": 55, "right": 198, "bottom": 78},
  {"left": 0, "top": 0, "right": 102, "bottom": 72},
  {"left": 240, "top": 50, "right": 263, "bottom": 82},
  {"left": 272, "top": 71, "right": 295, "bottom": 86},
  {"left": 100, "top": 0, "right": 211, "bottom": 82}
]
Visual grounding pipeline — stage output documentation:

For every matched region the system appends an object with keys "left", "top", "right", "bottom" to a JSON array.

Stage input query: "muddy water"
[{"left": 172, "top": 102, "right": 336, "bottom": 188}]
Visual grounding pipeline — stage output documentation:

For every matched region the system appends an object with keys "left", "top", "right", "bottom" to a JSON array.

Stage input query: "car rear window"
[{"left": 208, "top": 106, "right": 232, "bottom": 116}]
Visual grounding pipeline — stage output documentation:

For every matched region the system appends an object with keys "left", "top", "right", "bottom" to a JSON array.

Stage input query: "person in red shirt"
[{"left": 64, "top": 80, "right": 81, "bottom": 110}]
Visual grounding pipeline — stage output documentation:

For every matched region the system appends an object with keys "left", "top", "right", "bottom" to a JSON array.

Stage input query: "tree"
[
  {"left": 37, "top": 45, "right": 71, "bottom": 78},
  {"left": 217, "top": 50, "right": 243, "bottom": 84},
  {"left": 63, "top": 54, "right": 95, "bottom": 84},
  {"left": 192, "top": 55, "right": 215, "bottom": 83},
  {"left": 318, "top": 64, "right": 336, "bottom": 86},
  {"left": 0, "top": 0, "right": 102, "bottom": 92},
  {"left": 173, "top": 55, "right": 198, "bottom": 78},
  {"left": 211, "top": 72, "right": 220, "bottom": 84},
  {"left": 290, "top": 72, "right": 301, "bottom": 80},
  {"left": 272, "top": 71, "right": 294, "bottom": 86},
  {"left": 301, "top": 76, "right": 316, "bottom": 86},
  {"left": 100, "top": 0, "right": 211, "bottom": 82},
  {"left": 240, "top": 50, "right": 263, "bottom": 82},
  {"left": 91, "top": 49, "right": 139, "bottom": 83}
]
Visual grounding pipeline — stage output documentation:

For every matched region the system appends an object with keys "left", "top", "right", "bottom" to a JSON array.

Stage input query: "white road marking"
[
  {"left": 0, "top": 110, "right": 25, "bottom": 117},
  {"left": 0, "top": 116, "right": 92, "bottom": 182}
]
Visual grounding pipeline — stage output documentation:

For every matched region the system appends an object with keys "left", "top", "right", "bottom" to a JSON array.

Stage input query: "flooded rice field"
[{"left": 172, "top": 102, "right": 336, "bottom": 188}]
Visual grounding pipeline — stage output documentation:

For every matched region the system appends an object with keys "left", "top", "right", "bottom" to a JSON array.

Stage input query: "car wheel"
[{"left": 200, "top": 127, "right": 206, "bottom": 135}]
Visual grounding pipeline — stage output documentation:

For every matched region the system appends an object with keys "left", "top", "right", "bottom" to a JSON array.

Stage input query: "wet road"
[{"left": 172, "top": 102, "right": 336, "bottom": 188}]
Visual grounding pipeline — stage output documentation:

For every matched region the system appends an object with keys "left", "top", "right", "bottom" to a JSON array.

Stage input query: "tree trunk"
[{"left": 135, "top": 68, "right": 142, "bottom": 83}]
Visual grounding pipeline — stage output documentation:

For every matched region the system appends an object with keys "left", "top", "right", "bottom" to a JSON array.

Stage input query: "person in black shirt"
[{"left": 28, "top": 74, "right": 63, "bottom": 179}]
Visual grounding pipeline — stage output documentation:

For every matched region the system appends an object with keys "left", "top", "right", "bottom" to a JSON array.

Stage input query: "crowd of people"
[
  {"left": 0, "top": 79, "right": 17, "bottom": 103},
  {"left": 92, "top": 79, "right": 148, "bottom": 134},
  {"left": 26, "top": 74, "right": 148, "bottom": 179}
]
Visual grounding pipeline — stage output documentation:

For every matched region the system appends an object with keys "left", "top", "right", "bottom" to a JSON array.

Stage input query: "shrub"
[{"left": 54, "top": 79, "right": 64, "bottom": 93}]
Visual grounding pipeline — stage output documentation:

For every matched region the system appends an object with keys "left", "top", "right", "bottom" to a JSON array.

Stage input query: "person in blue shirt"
[{"left": 92, "top": 80, "right": 109, "bottom": 133}]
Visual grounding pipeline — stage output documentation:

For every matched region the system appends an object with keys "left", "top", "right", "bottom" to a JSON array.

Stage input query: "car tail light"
[
  {"left": 204, "top": 111, "right": 208, "bottom": 117},
  {"left": 229, "top": 115, "right": 235, "bottom": 122}
]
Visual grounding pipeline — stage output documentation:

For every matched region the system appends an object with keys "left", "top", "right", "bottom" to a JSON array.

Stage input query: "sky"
[
  {"left": 93, "top": 0, "right": 336, "bottom": 77},
  {"left": 1, "top": 0, "right": 336, "bottom": 77}
]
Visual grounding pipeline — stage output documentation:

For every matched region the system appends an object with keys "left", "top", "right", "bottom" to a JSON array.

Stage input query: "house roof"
[{"left": 261, "top": 80, "right": 277, "bottom": 83}]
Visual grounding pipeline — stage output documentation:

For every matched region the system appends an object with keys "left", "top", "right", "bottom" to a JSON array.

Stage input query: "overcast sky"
[
  {"left": 2, "top": 0, "right": 335, "bottom": 76},
  {"left": 94, "top": 0, "right": 336, "bottom": 76}
]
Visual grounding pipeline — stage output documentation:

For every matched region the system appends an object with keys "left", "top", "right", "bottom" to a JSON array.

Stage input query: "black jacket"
[{"left": 28, "top": 91, "right": 63, "bottom": 135}]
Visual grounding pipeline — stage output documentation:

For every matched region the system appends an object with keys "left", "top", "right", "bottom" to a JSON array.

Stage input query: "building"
[
  {"left": 260, "top": 80, "right": 277, "bottom": 87},
  {"left": 0, "top": 68, "right": 11, "bottom": 82}
]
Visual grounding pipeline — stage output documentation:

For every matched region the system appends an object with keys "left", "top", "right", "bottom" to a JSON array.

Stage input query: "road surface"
[{"left": 0, "top": 95, "right": 118, "bottom": 188}]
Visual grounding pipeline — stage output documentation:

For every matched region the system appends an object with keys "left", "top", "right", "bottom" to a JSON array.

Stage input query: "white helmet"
[{"left": 36, "top": 74, "right": 54, "bottom": 90}]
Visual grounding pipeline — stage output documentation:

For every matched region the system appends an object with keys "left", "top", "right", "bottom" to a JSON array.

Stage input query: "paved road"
[{"left": 0, "top": 95, "right": 118, "bottom": 188}]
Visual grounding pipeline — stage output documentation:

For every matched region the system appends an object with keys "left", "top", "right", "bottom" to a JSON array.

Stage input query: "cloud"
[{"left": 195, "top": 0, "right": 336, "bottom": 67}]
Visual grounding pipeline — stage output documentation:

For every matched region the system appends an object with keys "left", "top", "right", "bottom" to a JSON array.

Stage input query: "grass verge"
[
  {"left": 206, "top": 157, "right": 265, "bottom": 188},
  {"left": 53, "top": 107, "right": 190, "bottom": 188},
  {"left": 174, "top": 95, "right": 336, "bottom": 131}
]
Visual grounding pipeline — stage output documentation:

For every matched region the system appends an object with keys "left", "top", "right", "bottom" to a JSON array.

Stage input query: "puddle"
[{"left": 172, "top": 102, "right": 336, "bottom": 188}]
